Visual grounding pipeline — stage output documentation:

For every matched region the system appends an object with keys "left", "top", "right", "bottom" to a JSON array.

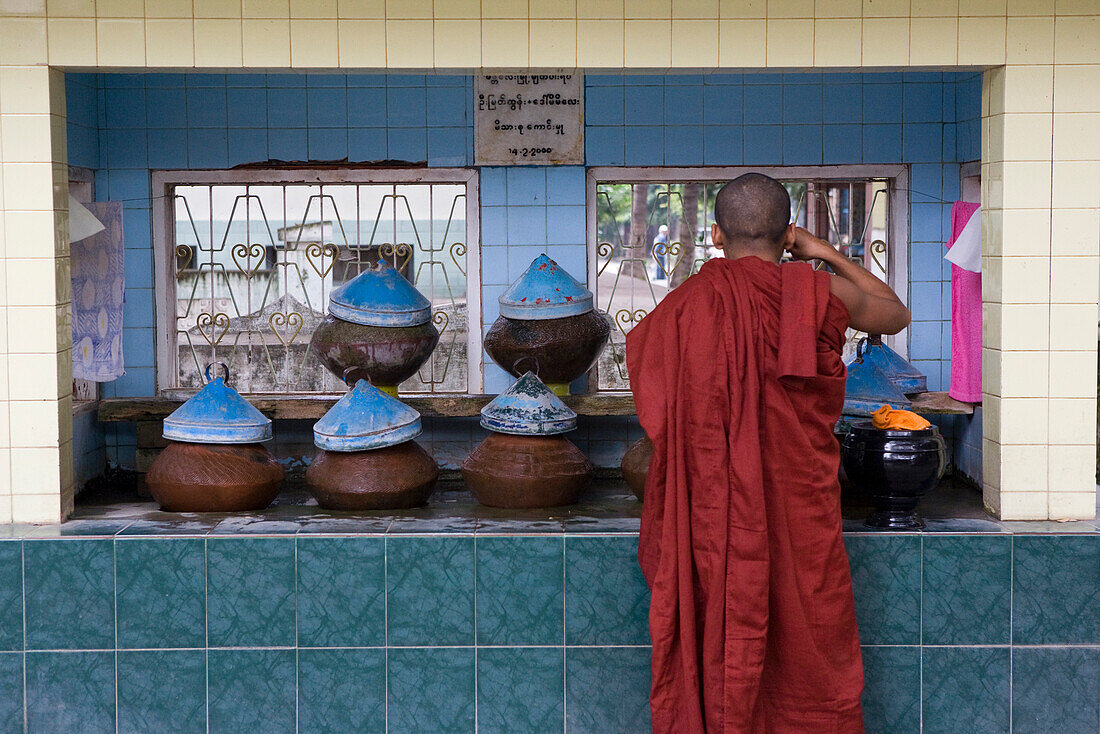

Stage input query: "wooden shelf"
[
  {"left": 97, "top": 391, "right": 971, "bottom": 423},
  {"left": 98, "top": 393, "right": 638, "bottom": 422},
  {"left": 908, "top": 391, "right": 975, "bottom": 415}
]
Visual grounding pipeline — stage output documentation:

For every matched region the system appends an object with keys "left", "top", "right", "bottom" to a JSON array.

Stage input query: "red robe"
[{"left": 626, "top": 256, "right": 864, "bottom": 733}]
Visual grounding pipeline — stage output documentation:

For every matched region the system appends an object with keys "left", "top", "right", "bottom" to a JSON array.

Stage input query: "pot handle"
[
  {"left": 855, "top": 336, "right": 869, "bottom": 364},
  {"left": 341, "top": 366, "right": 371, "bottom": 387},
  {"left": 512, "top": 356, "right": 540, "bottom": 378},
  {"left": 204, "top": 361, "right": 230, "bottom": 384}
]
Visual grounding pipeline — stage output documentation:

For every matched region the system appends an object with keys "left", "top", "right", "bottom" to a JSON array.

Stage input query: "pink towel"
[{"left": 946, "top": 202, "right": 981, "bottom": 403}]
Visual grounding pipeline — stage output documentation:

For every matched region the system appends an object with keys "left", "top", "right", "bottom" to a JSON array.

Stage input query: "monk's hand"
[{"left": 787, "top": 227, "right": 838, "bottom": 263}]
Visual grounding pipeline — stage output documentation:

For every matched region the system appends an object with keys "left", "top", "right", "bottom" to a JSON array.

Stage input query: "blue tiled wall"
[
  {"left": 0, "top": 530, "right": 1094, "bottom": 732},
  {"left": 66, "top": 70, "right": 982, "bottom": 470}
]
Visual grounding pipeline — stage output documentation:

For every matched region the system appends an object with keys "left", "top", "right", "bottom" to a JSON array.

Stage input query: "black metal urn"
[{"left": 840, "top": 421, "right": 946, "bottom": 529}]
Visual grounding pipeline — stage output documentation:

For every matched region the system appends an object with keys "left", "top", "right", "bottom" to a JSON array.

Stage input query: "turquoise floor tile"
[
  {"left": 117, "top": 650, "right": 205, "bottom": 734},
  {"left": 922, "top": 535, "right": 1010, "bottom": 644},
  {"left": 208, "top": 649, "right": 295, "bottom": 734},
  {"left": 116, "top": 538, "right": 205, "bottom": 649},
  {"left": 1013, "top": 535, "right": 1100, "bottom": 644},
  {"left": 388, "top": 647, "right": 475, "bottom": 732},
  {"left": 298, "top": 648, "right": 385, "bottom": 733},
  {"left": 921, "top": 647, "right": 1009, "bottom": 734},
  {"left": 860, "top": 646, "right": 920, "bottom": 734},
  {"left": 476, "top": 536, "right": 564, "bottom": 646},
  {"left": 386, "top": 537, "right": 474, "bottom": 646},
  {"left": 26, "top": 651, "right": 115, "bottom": 733},
  {"left": 24, "top": 539, "right": 115, "bottom": 650},
  {"left": 477, "top": 647, "right": 564, "bottom": 734},
  {"left": 0, "top": 542, "right": 21, "bottom": 651},
  {"left": 206, "top": 537, "right": 296, "bottom": 647},
  {"left": 1012, "top": 648, "right": 1100, "bottom": 734},
  {"left": 297, "top": 537, "right": 385, "bottom": 648},
  {"left": 844, "top": 535, "right": 921, "bottom": 645},
  {"left": 0, "top": 652, "right": 22, "bottom": 733},
  {"left": 565, "top": 536, "right": 650, "bottom": 645},
  {"left": 566, "top": 646, "right": 651, "bottom": 733}
]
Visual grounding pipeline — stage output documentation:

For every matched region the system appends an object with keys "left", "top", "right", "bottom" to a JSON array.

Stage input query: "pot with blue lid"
[
  {"left": 462, "top": 372, "right": 592, "bottom": 508},
  {"left": 484, "top": 254, "right": 610, "bottom": 396},
  {"left": 145, "top": 363, "right": 285, "bottom": 512},
  {"left": 305, "top": 369, "right": 438, "bottom": 510},
  {"left": 309, "top": 263, "right": 439, "bottom": 396}
]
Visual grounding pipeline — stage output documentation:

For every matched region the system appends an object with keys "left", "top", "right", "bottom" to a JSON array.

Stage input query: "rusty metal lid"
[
  {"left": 313, "top": 379, "right": 422, "bottom": 451},
  {"left": 163, "top": 363, "right": 272, "bottom": 444},
  {"left": 498, "top": 254, "right": 593, "bottom": 320},
  {"left": 328, "top": 263, "right": 432, "bottom": 327},
  {"left": 480, "top": 371, "right": 578, "bottom": 435}
]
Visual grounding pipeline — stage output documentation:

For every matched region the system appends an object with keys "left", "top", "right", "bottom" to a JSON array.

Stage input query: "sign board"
[{"left": 474, "top": 74, "right": 584, "bottom": 165}]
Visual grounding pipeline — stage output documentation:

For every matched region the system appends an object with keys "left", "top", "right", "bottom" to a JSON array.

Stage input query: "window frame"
[
  {"left": 151, "top": 167, "right": 483, "bottom": 395},
  {"left": 585, "top": 165, "right": 911, "bottom": 379}
]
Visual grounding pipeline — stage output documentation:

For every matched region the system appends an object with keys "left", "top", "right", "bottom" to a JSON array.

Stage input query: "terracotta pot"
[
  {"left": 621, "top": 436, "right": 653, "bottom": 501},
  {"left": 484, "top": 311, "right": 610, "bottom": 391},
  {"left": 146, "top": 441, "right": 284, "bottom": 512},
  {"left": 840, "top": 422, "right": 946, "bottom": 529},
  {"left": 462, "top": 432, "right": 592, "bottom": 508},
  {"left": 309, "top": 314, "right": 439, "bottom": 389},
  {"left": 306, "top": 440, "right": 439, "bottom": 510}
]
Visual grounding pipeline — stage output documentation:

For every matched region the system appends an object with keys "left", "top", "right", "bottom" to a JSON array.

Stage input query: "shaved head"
[{"left": 714, "top": 173, "right": 791, "bottom": 249}]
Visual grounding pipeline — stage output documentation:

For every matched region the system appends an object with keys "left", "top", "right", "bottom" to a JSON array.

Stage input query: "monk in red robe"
[{"left": 627, "top": 173, "right": 910, "bottom": 733}]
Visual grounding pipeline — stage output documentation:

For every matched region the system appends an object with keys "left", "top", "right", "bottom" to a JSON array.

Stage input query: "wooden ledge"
[
  {"left": 98, "top": 393, "right": 639, "bottom": 422},
  {"left": 97, "top": 391, "right": 971, "bottom": 423},
  {"left": 908, "top": 391, "right": 975, "bottom": 416}
]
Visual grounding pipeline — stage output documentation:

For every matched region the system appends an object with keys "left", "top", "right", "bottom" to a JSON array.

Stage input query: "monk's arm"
[{"left": 787, "top": 227, "right": 911, "bottom": 335}]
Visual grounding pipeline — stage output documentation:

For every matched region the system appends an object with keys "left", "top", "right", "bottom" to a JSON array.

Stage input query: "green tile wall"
[{"left": 0, "top": 532, "right": 1095, "bottom": 732}]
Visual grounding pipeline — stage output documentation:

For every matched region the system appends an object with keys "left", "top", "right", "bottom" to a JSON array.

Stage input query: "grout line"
[
  {"left": 918, "top": 533, "right": 923, "bottom": 732},
  {"left": 20, "top": 541, "right": 25, "bottom": 733},
  {"left": 1008, "top": 533, "right": 1014, "bottom": 731},
  {"left": 204, "top": 537, "right": 209, "bottom": 734},
  {"left": 562, "top": 535, "right": 568, "bottom": 733},
  {"left": 293, "top": 536, "right": 299, "bottom": 734},
  {"left": 383, "top": 535, "right": 388, "bottom": 734},
  {"left": 472, "top": 535, "right": 478, "bottom": 733},
  {"left": 113, "top": 538, "right": 118, "bottom": 734}
]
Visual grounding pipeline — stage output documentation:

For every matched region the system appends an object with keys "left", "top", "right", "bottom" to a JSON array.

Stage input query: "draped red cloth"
[{"left": 626, "top": 256, "right": 864, "bottom": 734}]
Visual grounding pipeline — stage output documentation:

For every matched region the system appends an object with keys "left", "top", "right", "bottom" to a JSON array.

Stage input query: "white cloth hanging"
[{"left": 944, "top": 204, "right": 981, "bottom": 273}]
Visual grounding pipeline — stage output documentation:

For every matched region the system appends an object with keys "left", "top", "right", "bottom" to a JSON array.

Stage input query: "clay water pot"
[
  {"left": 306, "top": 440, "right": 438, "bottom": 510},
  {"left": 146, "top": 441, "right": 284, "bottom": 512},
  {"left": 309, "top": 314, "right": 439, "bottom": 392},
  {"left": 621, "top": 436, "right": 653, "bottom": 501},
  {"left": 462, "top": 433, "right": 592, "bottom": 508},
  {"left": 840, "top": 422, "right": 946, "bottom": 529},
  {"left": 484, "top": 311, "right": 611, "bottom": 394}
]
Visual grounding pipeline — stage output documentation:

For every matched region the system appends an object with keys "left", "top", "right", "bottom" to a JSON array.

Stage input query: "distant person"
[
  {"left": 652, "top": 224, "right": 669, "bottom": 281},
  {"left": 626, "top": 173, "right": 909, "bottom": 732}
]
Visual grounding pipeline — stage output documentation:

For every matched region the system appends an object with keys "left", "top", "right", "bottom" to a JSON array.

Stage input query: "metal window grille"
[
  {"left": 588, "top": 166, "right": 908, "bottom": 392},
  {"left": 153, "top": 169, "right": 480, "bottom": 395}
]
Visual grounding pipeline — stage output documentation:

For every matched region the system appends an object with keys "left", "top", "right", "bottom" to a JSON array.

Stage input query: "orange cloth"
[{"left": 870, "top": 405, "right": 931, "bottom": 430}]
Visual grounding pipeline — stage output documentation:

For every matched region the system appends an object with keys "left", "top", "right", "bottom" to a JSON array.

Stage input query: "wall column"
[
  {"left": 0, "top": 66, "right": 73, "bottom": 523},
  {"left": 982, "top": 60, "right": 1099, "bottom": 520}
]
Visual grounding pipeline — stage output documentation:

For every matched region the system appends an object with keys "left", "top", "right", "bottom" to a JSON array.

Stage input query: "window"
[
  {"left": 153, "top": 169, "right": 480, "bottom": 395},
  {"left": 587, "top": 166, "right": 908, "bottom": 391}
]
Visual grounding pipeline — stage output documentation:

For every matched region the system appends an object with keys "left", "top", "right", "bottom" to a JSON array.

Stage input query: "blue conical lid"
[
  {"left": 498, "top": 254, "right": 593, "bottom": 320},
  {"left": 328, "top": 263, "right": 432, "bottom": 327},
  {"left": 163, "top": 376, "right": 272, "bottom": 444},
  {"left": 313, "top": 379, "right": 422, "bottom": 451},
  {"left": 480, "top": 372, "right": 578, "bottom": 435},
  {"left": 851, "top": 337, "right": 927, "bottom": 395},
  {"left": 843, "top": 359, "right": 912, "bottom": 418}
]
